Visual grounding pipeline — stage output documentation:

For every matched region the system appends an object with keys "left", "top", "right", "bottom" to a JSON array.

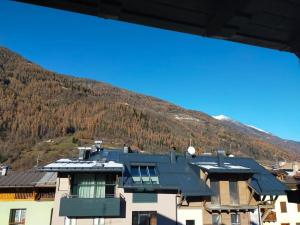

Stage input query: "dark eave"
[{"left": 13, "top": 0, "right": 300, "bottom": 58}]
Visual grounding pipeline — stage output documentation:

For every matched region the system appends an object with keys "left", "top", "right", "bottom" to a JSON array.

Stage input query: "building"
[
  {"left": 190, "top": 154, "right": 288, "bottom": 225},
  {"left": 40, "top": 144, "right": 288, "bottom": 225},
  {"left": 263, "top": 165, "right": 300, "bottom": 225},
  {"left": 0, "top": 167, "right": 56, "bottom": 225}
]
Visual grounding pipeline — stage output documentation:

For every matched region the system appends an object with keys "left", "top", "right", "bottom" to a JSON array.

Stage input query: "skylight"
[{"left": 130, "top": 165, "right": 159, "bottom": 185}]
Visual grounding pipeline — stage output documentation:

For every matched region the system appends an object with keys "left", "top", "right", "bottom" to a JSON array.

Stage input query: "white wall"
[
  {"left": 177, "top": 207, "right": 203, "bottom": 225},
  {"left": 264, "top": 195, "right": 300, "bottom": 225}
]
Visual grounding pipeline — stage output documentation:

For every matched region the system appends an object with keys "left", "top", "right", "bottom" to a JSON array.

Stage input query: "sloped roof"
[
  {"left": 115, "top": 152, "right": 212, "bottom": 197},
  {"left": 0, "top": 170, "right": 56, "bottom": 188},
  {"left": 191, "top": 156, "right": 288, "bottom": 195}
]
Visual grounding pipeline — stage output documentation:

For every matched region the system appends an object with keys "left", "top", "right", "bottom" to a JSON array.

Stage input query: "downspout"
[
  {"left": 257, "top": 205, "right": 262, "bottom": 225},
  {"left": 176, "top": 194, "right": 178, "bottom": 225}
]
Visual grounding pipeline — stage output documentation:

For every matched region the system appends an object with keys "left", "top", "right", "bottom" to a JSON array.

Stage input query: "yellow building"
[{"left": 0, "top": 168, "right": 56, "bottom": 225}]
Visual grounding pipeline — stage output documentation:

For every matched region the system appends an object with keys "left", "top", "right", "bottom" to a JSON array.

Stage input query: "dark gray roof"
[
  {"left": 0, "top": 170, "right": 56, "bottom": 188},
  {"left": 115, "top": 153, "right": 212, "bottom": 197},
  {"left": 191, "top": 156, "right": 288, "bottom": 195}
]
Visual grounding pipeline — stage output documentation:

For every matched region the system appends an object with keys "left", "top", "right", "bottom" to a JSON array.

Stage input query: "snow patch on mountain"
[
  {"left": 213, "top": 115, "right": 271, "bottom": 135},
  {"left": 175, "top": 114, "right": 200, "bottom": 122},
  {"left": 245, "top": 125, "right": 271, "bottom": 134},
  {"left": 213, "top": 115, "right": 234, "bottom": 121}
]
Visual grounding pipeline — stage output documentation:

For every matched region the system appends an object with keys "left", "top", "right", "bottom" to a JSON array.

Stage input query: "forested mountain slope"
[{"left": 0, "top": 47, "right": 299, "bottom": 169}]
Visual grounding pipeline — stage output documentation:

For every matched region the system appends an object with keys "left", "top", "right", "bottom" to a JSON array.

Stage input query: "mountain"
[
  {"left": 0, "top": 47, "right": 299, "bottom": 169},
  {"left": 213, "top": 115, "right": 300, "bottom": 156}
]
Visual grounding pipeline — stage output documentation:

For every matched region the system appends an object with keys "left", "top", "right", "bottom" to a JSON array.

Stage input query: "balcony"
[{"left": 59, "top": 196, "right": 122, "bottom": 217}]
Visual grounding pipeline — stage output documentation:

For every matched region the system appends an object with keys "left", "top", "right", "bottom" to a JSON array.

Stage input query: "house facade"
[
  {"left": 264, "top": 167, "right": 300, "bottom": 225},
  {"left": 40, "top": 144, "right": 287, "bottom": 225},
  {"left": 0, "top": 168, "right": 56, "bottom": 225}
]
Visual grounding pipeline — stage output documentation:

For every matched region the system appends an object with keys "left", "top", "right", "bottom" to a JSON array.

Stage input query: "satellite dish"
[{"left": 187, "top": 146, "right": 196, "bottom": 155}]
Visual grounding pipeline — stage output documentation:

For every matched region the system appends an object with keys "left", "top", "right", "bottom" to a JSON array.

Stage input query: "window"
[
  {"left": 93, "top": 218, "right": 105, "bottom": 225},
  {"left": 64, "top": 217, "right": 76, "bottom": 225},
  {"left": 229, "top": 180, "right": 239, "bottom": 205},
  {"left": 231, "top": 213, "right": 241, "bottom": 225},
  {"left": 9, "top": 209, "right": 26, "bottom": 225},
  {"left": 212, "top": 214, "right": 221, "bottom": 225},
  {"left": 131, "top": 165, "right": 159, "bottom": 184},
  {"left": 210, "top": 180, "right": 220, "bottom": 205},
  {"left": 132, "top": 211, "right": 157, "bottom": 225},
  {"left": 72, "top": 174, "right": 115, "bottom": 198},
  {"left": 186, "top": 220, "right": 195, "bottom": 225},
  {"left": 280, "top": 202, "right": 287, "bottom": 213}
]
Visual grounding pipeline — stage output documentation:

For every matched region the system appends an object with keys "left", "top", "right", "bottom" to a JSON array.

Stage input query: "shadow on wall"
[
  {"left": 157, "top": 213, "right": 182, "bottom": 225},
  {"left": 120, "top": 196, "right": 126, "bottom": 218}
]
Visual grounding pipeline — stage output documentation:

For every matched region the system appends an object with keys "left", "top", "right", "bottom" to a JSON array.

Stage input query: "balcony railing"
[{"left": 59, "top": 194, "right": 122, "bottom": 217}]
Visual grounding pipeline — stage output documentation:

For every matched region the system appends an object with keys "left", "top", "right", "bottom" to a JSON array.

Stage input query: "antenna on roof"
[
  {"left": 187, "top": 134, "right": 196, "bottom": 156},
  {"left": 35, "top": 153, "right": 40, "bottom": 167}
]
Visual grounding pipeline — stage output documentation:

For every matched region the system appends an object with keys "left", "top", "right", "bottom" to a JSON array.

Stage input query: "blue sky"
[{"left": 1, "top": 0, "right": 300, "bottom": 141}]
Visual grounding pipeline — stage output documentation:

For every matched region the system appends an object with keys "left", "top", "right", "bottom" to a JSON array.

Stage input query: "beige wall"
[
  {"left": 52, "top": 177, "right": 70, "bottom": 225},
  {"left": 51, "top": 177, "right": 178, "bottom": 225},
  {"left": 220, "top": 181, "right": 230, "bottom": 205},
  {"left": 177, "top": 207, "right": 203, "bottom": 225},
  {"left": 106, "top": 189, "right": 177, "bottom": 225},
  {"left": 203, "top": 177, "right": 256, "bottom": 225}
]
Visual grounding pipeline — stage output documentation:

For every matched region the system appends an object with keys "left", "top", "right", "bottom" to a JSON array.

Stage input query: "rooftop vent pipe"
[
  {"left": 1, "top": 166, "right": 8, "bottom": 176},
  {"left": 217, "top": 149, "right": 226, "bottom": 167},
  {"left": 124, "top": 144, "right": 129, "bottom": 154},
  {"left": 170, "top": 149, "right": 176, "bottom": 164},
  {"left": 95, "top": 140, "right": 103, "bottom": 151}
]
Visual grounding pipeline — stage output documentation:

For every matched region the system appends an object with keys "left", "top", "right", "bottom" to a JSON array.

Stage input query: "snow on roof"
[
  {"left": 43, "top": 159, "right": 123, "bottom": 171},
  {"left": 193, "top": 161, "right": 251, "bottom": 172}
]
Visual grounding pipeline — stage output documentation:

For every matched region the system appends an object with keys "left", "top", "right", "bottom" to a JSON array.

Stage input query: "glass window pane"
[
  {"left": 229, "top": 181, "right": 239, "bottom": 205},
  {"left": 132, "top": 211, "right": 157, "bottom": 225},
  {"left": 231, "top": 214, "right": 240, "bottom": 225},
  {"left": 140, "top": 166, "right": 148, "bottom": 176},
  {"left": 10, "top": 209, "right": 26, "bottom": 224},
  {"left": 148, "top": 167, "right": 156, "bottom": 176},
  {"left": 131, "top": 166, "right": 140, "bottom": 177},
  {"left": 186, "top": 220, "right": 195, "bottom": 225},
  {"left": 210, "top": 180, "right": 220, "bottom": 205},
  {"left": 212, "top": 214, "right": 221, "bottom": 225}
]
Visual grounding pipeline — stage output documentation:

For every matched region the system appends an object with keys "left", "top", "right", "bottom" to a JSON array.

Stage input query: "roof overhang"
[{"left": 13, "top": 0, "right": 300, "bottom": 58}]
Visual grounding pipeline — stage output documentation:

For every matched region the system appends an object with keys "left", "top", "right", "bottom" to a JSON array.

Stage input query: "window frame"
[
  {"left": 210, "top": 180, "right": 220, "bottom": 205},
  {"left": 186, "top": 220, "right": 195, "bottom": 225},
  {"left": 64, "top": 217, "right": 76, "bottom": 225},
  {"left": 72, "top": 173, "right": 116, "bottom": 198},
  {"left": 231, "top": 213, "right": 241, "bottom": 225},
  {"left": 132, "top": 211, "right": 157, "bottom": 225},
  {"left": 9, "top": 209, "right": 26, "bottom": 225},
  {"left": 280, "top": 201, "right": 287, "bottom": 213},
  {"left": 130, "top": 165, "right": 159, "bottom": 185},
  {"left": 212, "top": 213, "right": 221, "bottom": 225},
  {"left": 229, "top": 180, "right": 239, "bottom": 205}
]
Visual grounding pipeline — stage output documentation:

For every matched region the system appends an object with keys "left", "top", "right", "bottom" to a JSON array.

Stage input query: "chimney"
[
  {"left": 1, "top": 166, "right": 8, "bottom": 176},
  {"left": 124, "top": 144, "right": 129, "bottom": 154},
  {"left": 217, "top": 149, "right": 226, "bottom": 167},
  {"left": 170, "top": 150, "right": 176, "bottom": 164},
  {"left": 78, "top": 147, "right": 92, "bottom": 160},
  {"left": 95, "top": 140, "right": 102, "bottom": 151}
]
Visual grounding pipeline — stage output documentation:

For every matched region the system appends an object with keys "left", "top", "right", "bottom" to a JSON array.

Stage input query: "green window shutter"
[{"left": 132, "top": 193, "right": 157, "bottom": 203}]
